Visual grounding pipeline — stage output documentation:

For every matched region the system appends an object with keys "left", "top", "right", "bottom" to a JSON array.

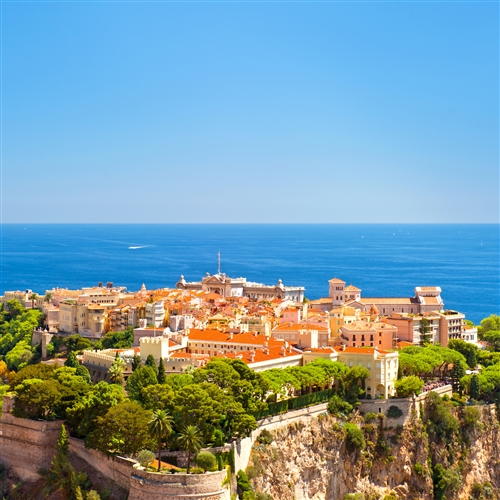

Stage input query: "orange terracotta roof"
[
  {"left": 329, "top": 278, "right": 346, "bottom": 283},
  {"left": 303, "top": 347, "right": 337, "bottom": 354},
  {"left": 422, "top": 297, "right": 440, "bottom": 305},
  {"left": 310, "top": 298, "right": 334, "bottom": 304},
  {"left": 187, "top": 329, "right": 283, "bottom": 346},
  {"left": 273, "top": 322, "right": 329, "bottom": 332},
  {"left": 214, "top": 345, "right": 301, "bottom": 364},
  {"left": 345, "top": 285, "right": 361, "bottom": 291},
  {"left": 360, "top": 298, "right": 416, "bottom": 305}
]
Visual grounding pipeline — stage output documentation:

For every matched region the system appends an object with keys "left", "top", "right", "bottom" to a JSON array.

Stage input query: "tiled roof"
[
  {"left": 329, "top": 278, "right": 346, "bottom": 283},
  {"left": 273, "top": 322, "right": 329, "bottom": 332},
  {"left": 187, "top": 329, "right": 283, "bottom": 346},
  {"left": 215, "top": 345, "right": 301, "bottom": 364},
  {"left": 360, "top": 298, "right": 416, "bottom": 305}
]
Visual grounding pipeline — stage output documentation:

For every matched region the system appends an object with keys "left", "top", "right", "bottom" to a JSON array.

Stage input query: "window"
[{"left": 379, "top": 340, "right": 382, "bottom": 345}]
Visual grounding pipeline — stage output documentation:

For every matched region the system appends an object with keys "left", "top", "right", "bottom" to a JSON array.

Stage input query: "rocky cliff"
[{"left": 248, "top": 405, "right": 500, "bottom": 500}]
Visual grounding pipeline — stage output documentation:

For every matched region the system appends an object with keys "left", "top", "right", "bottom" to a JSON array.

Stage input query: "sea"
[{"left": 1, "top": 224, "right": 498, "bottom": 325}]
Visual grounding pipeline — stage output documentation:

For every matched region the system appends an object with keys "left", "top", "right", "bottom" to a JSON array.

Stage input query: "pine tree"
[{"left": 157, "top": 357, "right": 166, "bottom": 384}]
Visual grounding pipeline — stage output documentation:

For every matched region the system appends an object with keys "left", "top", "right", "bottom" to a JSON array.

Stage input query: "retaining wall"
[
  {"left": 69, "top": 437, "right": 134, "bottom": 491},
  {"left": 129, "top": 467, "right": 230, "bottom": 500},
  {"left": 0, "top": 396, "right": 63, "bottom": 481}
]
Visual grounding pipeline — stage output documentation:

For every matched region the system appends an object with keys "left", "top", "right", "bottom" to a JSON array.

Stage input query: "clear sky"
[{"left": 2, "top": 1, "right": 499, "bottom": 223}]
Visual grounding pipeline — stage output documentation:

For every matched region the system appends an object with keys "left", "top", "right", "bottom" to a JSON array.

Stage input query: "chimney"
[{"left": 229, "top": 332, "right": 233, "bottom": 340}]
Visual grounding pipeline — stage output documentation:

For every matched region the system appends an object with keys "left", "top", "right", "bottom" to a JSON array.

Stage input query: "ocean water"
[{"left": 1, "top": 224, "right": 498, "bottom": 324}]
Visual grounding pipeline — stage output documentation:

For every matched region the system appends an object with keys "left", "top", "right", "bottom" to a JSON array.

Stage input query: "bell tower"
[{"left": 329, "top": 277, "right": 346, "bottom": 306}]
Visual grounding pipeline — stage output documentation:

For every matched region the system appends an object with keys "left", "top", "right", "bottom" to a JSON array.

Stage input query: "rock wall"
[
  {"left": 0, "top": 396, "right": 63, "bottom": 482},
  {"left": 129, "top": 467, "right": 230, "bottom": 500},
  {"left": 248, "top": 403, "right": 500, "bottom": 500},
  {"left": 68, "top": 437, "right": 134, "bottom": 491}
]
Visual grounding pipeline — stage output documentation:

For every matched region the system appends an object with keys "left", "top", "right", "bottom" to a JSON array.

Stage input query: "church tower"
[{"left": 329, "top": 278, "right": 346, "bottom": 306}]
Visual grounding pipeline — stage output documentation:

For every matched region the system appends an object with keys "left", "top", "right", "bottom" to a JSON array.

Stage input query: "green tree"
[
  {"left": 177, "top": 425, "right": 203, "bottom": 474},
  {"left": 451, "top": 362, "right": 466, "bottom": 394},
  {"left": 469, "top": 374, "right": 480, "bottom": 400},
  {"left": 394, "top": 376, "right": 424, "bottom": 398},
  {"left": 448, "top": 339, "right": 480, "bottom": 368},
  {"left": 126, "top": 366, "right": 158, "bottom": 403},
  {"left": 145, "top": 354, "right": 158, "bottom": 375},
  {"left": 132, "top": 354, "right": 142, "bottom": 371},
  {"left": 141, "top": 384, "right": 175, "bottom": 411},
  {"left": 65, "top": 351, "right": 79, "bottom": 369},
  {"left": 483, "top": 331, "right": 500, "bottom": 352},
  {"left": 87, "top": 401, "right": 154, "bottom": 456},
  {"left": 477, "top": 315, "right": 500, "bottom": 339},
  {"left": 66, "top": 382, "right": 125, "bottom": 438},
  {"left": 108, "top": 357, "right": 126, "bottom": 385},
  {"left": 173, "top": 384, "right": 224, "bottom": 442},
  {"left": 149, "top": 409, "right": 173, "bottom": 471},
  {"left": 47, "top": 425, "right": 78, "bottom": 497},
  {"left": 157, "top": 357, "right": 166, "bottom": 384},
  {"left": 6, "top": 299, "right": 24, "bottom": 318},
  {"left": 29, "top": 293, "right": 39, "bottom": 309},
  {"left": 419, "top": 318, "right": 432, "bottom": 345}
]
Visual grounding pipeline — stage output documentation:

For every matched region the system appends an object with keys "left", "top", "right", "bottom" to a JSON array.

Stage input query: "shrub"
[
  {"left": 344, "top": 424, "right": 365, "bottom": 453},
  {"left": 383, "top": 494, "right": 398, "bottom": 500},
  {"left": 327, "top": 395, "right": 353, "bottom": 417},
  {"left": 256, "top": 429, "right": 273, "bottom": 445},
  {"left": 196, "top": 451, "right": 217, "bottom": 472},
  {"left": 344, "top": 494, "right": 364, "bottom": 500},
  {"left": 190, "top": 467, "right": 205, "bottom": 474},
  {"left": 463, "top": 406, "right": 481, "bottom": 430},
  {"left": 387, "top": 406, "right": 403, "bottom": 419},
  {"left": 136, "top": 450, "right": 155, "bottom": 467},
  {"left": 363, "top": 412, "right": 377, "bottom": 423},
  {"left": 413, "top": 462, "right": 425, "bottom": 477}
]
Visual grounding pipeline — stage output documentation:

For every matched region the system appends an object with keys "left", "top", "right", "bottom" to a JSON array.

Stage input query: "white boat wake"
[{"left": 129, "top": 245, "right": 148, "bottom": 250}]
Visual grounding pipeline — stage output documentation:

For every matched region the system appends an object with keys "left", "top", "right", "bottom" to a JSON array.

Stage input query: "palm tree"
[
  {"left": 148, "top": 410, "right": 173, "bottom": 472},
  {"left": 177, "top": 425, "right": 203, "bottom": 474},
  {"left": 29, "top": 293, "right": 39, "bottom": 309},
  {"left": 44, "top": 292, "right": 53, "bottom": 303},
  {"left": 108, "top": 357, "right": 126, "bottom": 385}
]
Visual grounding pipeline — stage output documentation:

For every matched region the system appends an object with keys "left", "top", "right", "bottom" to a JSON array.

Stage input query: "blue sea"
[{"left": 1, "top": 224, "right": 498, "bottom": 324}]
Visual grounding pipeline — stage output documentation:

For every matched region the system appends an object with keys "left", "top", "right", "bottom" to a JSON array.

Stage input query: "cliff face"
[{"left": 249, "top": 407, "right": 500, "bottom": 500}]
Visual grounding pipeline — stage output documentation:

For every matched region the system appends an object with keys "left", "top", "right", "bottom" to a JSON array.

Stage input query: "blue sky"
[{"left": 2, "top": 1, "right": 498, "bottom": 223}]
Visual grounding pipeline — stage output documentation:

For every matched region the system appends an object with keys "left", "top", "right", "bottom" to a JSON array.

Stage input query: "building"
[
  {"left": 339, "top": 320, "right": 398, "bottom": 350},
  {"left": 310, "top": 278, "right": 445, "bottom": 316},
  {"left": 176, "top": 273, "right": 304, "bottom": 302},
  {"left": 385, "top": 310, "right": 466, "bottom": 347},
  {"left": 303, "top": 346, "right": 399, "bottom": 399},
  {"left": 271, "top": 322, "right": 330, "bottom": 349}
]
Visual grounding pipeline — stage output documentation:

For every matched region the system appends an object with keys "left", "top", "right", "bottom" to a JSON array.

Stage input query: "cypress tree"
[
  {"left": 157, "top": 357, "right": 166, "bottom": 384},
  {"left": 47, "top": 425, "right": 78, "bottom": 495},
  {"left": 145, "top": 354, "right": 158, "bottom": 375},
  {"left": 469, "top": 374, "right": 480, "bottom": 401},
  {"left": 451, "top": 363, "right": 465, "bottom": 393},
  {"left": 132, "top": 354, "right": 142, "bottom": 371}
]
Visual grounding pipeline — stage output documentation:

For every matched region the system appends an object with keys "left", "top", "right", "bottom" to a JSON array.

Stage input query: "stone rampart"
[
  {"left": 68, "top": 437, "right": 134, "bottom": 491},
  {"left": 129, "top": 467, "right": 230, "bottom": 500},
  {"left": 0, "top": 396, "right": 63, "bottom": 481}
]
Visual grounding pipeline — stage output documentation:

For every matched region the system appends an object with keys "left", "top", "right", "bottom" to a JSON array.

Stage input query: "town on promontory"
[{"left": 0, "top": 272, "right": 499, "bottom": 500}]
